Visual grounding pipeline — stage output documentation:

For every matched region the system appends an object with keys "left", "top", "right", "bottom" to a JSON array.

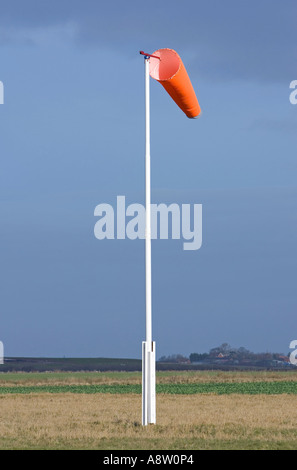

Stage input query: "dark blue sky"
[{"left": 1, "top": 0, "right": 297, "bottom": 358}]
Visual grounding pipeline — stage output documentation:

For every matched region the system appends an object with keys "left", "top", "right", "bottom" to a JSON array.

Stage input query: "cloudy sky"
[{"left": 1, "top": 0, "right": 297, "bottom": 358}]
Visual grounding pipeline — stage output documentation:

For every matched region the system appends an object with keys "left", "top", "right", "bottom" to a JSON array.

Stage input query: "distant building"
[{"left": 278, "top": 355, "right": 290, "bottom": 363}]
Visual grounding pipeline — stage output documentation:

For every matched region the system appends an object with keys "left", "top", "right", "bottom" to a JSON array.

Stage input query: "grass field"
[{"left": 0, "top": 370, "right": 297, "bottom": 450}]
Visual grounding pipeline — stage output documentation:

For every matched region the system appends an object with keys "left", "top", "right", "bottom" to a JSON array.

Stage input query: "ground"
[{"left": 0, "top": 370, "right": 296, "bottom": 450}]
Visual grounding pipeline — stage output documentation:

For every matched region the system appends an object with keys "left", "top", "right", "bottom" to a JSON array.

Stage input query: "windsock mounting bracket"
[{"left": 139, "top": 51, "right": 161, "bottom": 60}]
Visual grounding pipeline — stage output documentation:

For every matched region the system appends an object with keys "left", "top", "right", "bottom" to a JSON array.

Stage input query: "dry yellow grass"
[
  {"left": 1, "top": 369, "right": 297, "bottom": 386},
  {"left": 1, "top": 393, "right": 297, "bottom": 449}
]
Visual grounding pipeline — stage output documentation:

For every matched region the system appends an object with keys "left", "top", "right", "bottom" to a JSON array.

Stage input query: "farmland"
[
  {"left": 0, "top": 381, "right": 297, "bottom": 395},
  {"left": 0, "top": 370, "right": 297, "bottom": 449}
]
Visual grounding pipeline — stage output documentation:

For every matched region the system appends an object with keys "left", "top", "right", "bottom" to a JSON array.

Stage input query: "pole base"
[{"left": 142, "top": 341, "right": 156, "bottom": 425}]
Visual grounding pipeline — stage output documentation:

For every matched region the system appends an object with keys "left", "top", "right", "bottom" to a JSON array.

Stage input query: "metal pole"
[
  {"left": 145, "top": 57, "right": 152, "bottom": 347},
  {"left": 142, "top": 57, "right": 156, "bottom": 426}
]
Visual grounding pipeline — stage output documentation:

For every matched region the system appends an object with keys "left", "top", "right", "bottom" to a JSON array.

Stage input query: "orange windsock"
[{"left": 149, "top": 48, "right": 201, "bottom": 119}]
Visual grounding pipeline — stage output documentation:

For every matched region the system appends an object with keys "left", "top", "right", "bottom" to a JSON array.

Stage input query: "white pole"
[
  {"left": 145, "top": 57, "right": 152, "bottom": 347},
  {"left": 142, "top": 56, "right": 156, "bottom": 426}
]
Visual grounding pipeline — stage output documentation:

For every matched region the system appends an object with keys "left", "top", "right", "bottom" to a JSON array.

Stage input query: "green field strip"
[{"left": 0, "top": 381, "right": 297, "bottom": 395}]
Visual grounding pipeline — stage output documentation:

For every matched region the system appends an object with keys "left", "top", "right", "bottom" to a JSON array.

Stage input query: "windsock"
[{"left": 149, "top": 48, "right": 201, "bottom": 119}]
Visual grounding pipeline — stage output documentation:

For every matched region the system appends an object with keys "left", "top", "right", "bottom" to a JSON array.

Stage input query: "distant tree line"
[
  {"left": 158, "top": 354, "right": 190, "bottom": 364},
  {"left": 159, "top": 343, "right": 291, "bottom": 367}
]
